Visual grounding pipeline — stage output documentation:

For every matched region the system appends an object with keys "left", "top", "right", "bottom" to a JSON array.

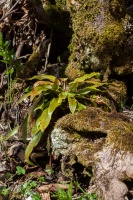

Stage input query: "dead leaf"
[
  {"left": 37, "top": 183, "right": 69, "bottom": 192},
  {"left": 41, "top": 192, "right": 51, "bottom": 200}
]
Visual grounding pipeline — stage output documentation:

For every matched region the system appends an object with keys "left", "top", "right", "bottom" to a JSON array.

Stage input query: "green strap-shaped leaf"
[
  {"left": 67, "top": 92, "right": 76, "bottom": 98},
  {"left": 28, "top": 74, "right": 57, "bottom": 82},
  {"left": 58, "top": 91, "right": 68, "bottom": 103},
  {"left": 30, "top": 85, "right": 52, "bottom": 101},
  {"left": 68, "top": 96, "right": 77, "bottom": 114},
  {"left": 75, "top": 87, "right": 91, "bottom": 95},
  {"left": 25, "top": 131, "right": 43, "bottom": 165},
  {"left": 69, "top": 82, "right": 79, "bottom": 92},
  {"left": 67, "top": 181, "right": 73, "bottom": 199},
  {"left": 31, "top": 116, "right": 41, "bottom": 136},
  {"left": 17, "top": 91, "right": 32, "bottom": 104},
  {"left": 6, "top": 126, "right": 19, "bottom": 140},
  {"left": 77, "top": 102, "right": 86, "bottom": 111},
  {"left": 75, "top": 86, "right": 101, "bottom": 95},
  {"left": 40, "top": 108, "right": 50, "bottom": 132},
  {"left": 87, "top": 85, "right": 102, "bottom": 91},
  {"left": 40, "top": 98, "right": 61, "bottom": 132},
  {"left": 48, "top": 98, "right": 60, "bottom": 115},
  {"left": 31, "top": 122, "right": 40, "bottom": 136},
  {"left": 85, "top": 80, "right": 107, "bottom": 87},
  {"left": 34, "top": 102, "right": 44, "bottom": 111},
  {"left": 33, "top": 80, "right": 53, "bottom": 87},
  {"left": 28, "top": 93, "right": 44, "bottom": 121},
  {"left": 69, "top": 72, "right": 100, "bottom": 84}
]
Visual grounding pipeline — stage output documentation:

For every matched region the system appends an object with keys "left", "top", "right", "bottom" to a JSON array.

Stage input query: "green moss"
[
  {"left": 65, "top": 63, "right": 84, "bottom": 80},
  {"left": 19, "top": 51, "right": 41, "bottom": 78},
  {"left": 94, "top": 21, "right": 126, "bottom": 70},
  {"left": 107, "top": 122, "right": 133, "bottom": 152},
  {"left": 55, "top": 0, "right": 67, "bottom": 9},
  {"left": 65, "top": 0, "right": 127, "bottom": 80},
  {"left": 56, "top": 107, "right": 133, "bottom": 153}
]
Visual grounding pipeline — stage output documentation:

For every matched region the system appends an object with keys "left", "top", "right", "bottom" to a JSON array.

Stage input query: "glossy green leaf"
[
  {"left": 69, "top": 82, "right": 79, "bottom": 92},
  {"left": 77, "top": 102, "right": 86, "bottom": 111},
  {"left": 40, "top": 108, "right": 50, "bottom": 132},
  {"left": 28, "top": 93, "right": 44, "bottom": 121},
  {"left": 17, "top": 91, "right": 31, "bottom": 104},
  {"left": 31, "top": 116, "right": 41, "bottom": 136},
  {"left": 31, "top": 121, "right": 40, "bottom": 136},
  {"left": 68, "top": 97, "right": 77, "bottom": 113},
  {"left": 68, "top": 92, "right": 76, "bottom": 98},
  {"left": 29, "top": 74, "right": 57, "bottom": 82},
  {"left": 30, "top": 85, "right": 52, "bottom": 101},
  {"left": 75, "top": 87, "right": 92, "bottom": 95},
  {"left": 33, "top": 80, "right": 53, "bottom": 88},
  {"left": 34, "top": 102, "right": 44, "bottom": 111},
  {"left": 70, "top": 72, "right": 100, "bottom": 84},
  {"left": 40, "top": 98, "right": 61, "bottom": 132},
  {"left": 58, "top": 91, "right": 68, "bottom": 103},
  {"left": 6, "top": 126, "right": 19, "bottom": 140},
  {"left": 85, "top": 80, "right": 107, "bottom": 87},
  {"left": 87, "top": 85, "right": 102, "bottom": 91},
  {"left": 75, "top": 86, "right": 101, "bottom": 95},
  {"left": 25, "top": 131, "right": 43, "bottom": 165},
  {"left": 48, "top": 98, "right": 60, "bottom": 115}
]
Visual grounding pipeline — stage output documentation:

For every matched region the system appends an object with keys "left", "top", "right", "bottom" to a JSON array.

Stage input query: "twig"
[
  {"left": 44, "top": 29, "right": 53, "bottom": 71},
  {"left": 16, "top": 54, "right": 31, "bottom": 60},
  {"left": 0, "top": 0, "right": 22, "bottom": 22},
  {"left": 15, "top": 40, "right": 25, "bottom": 59},
  {"left": 0, "top": 0, "right": 7, "bottom": 6}
]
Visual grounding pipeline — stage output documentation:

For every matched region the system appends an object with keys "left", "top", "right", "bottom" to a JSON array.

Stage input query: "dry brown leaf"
[
  {"left": 37, "top": 183, "right": 69, "bottom": 192},
  {"left": 41, "top": 192, "right": 51, "bottom": 200}
]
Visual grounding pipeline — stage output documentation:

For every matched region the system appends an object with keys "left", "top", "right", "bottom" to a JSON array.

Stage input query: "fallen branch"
[
  {"left": 0, "top": 0, "right": 7, "bottom": 6},
  {"left": 0, "top": 0, "right": 22, "bottom": 22}
]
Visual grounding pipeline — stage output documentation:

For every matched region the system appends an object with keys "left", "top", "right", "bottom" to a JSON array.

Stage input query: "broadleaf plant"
[{"left": 17, "top": 72, "right": 107, "bottom": 164}]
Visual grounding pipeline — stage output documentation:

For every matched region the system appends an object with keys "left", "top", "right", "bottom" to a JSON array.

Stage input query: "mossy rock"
[
  {"left": 51, "top": 107, "right": 133, "bottom": 170},
  {"left": 65, "top": 0, "right": 130, "bottom": 80},
  {"left": 54, "top": 107, "right": 133, "bottom": 150},
  {"left": 51, "top": 107, "right": 133, "bottom": 199}
]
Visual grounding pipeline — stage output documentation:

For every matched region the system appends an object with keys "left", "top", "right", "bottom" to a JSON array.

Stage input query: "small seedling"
[
  {"left": 1, "top": 187, "right": 10, "bottom": 196},
  {"left": 55, "top": 181, "right": 73, "bottom": 200},
  {"left": 16, "top": 166, "right": 26, "bottom": 175},
  {"left": 74, "top": 181, "right": 97, "bottom": 200},
  {"left": 38, "top": 176, "right": 45, "bottom": 183},
  {"left": 20, "top": 180, "right": 41, "bottom": 199}
]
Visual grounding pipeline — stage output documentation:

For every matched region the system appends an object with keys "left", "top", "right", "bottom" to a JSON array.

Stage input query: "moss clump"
[
  {"left": 55, "top": 107, "right": 133, "bottom": 153},
  {"left": 65, "top": 63, "right": 84, "bottom": 80},
  {"left": 55, "top": 0, "right": 67, "bottom": 10},
  {"left": 93, "top": 21, "right": 126, "bottom": 80},
  {"left": 65, "top": 0, "right": 127, "bottom": 80},
  {"left": 107, "top": 122, "right": 133, "bottom": 152}
]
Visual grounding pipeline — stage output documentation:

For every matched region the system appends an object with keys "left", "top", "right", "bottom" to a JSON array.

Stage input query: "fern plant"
[{"left": 8, "top": 72, "right": 107, "bottom": 164}]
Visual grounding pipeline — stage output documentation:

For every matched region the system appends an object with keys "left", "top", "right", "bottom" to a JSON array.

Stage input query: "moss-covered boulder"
[
  {"left": 30, "top": 0, "right": 133, "bottom": 80},
  {"left": 51, "top": 107, "right": 133, "bottom": 199},
  {"left": 64, "top": 0, "right": 133, "bottom": 80}
]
